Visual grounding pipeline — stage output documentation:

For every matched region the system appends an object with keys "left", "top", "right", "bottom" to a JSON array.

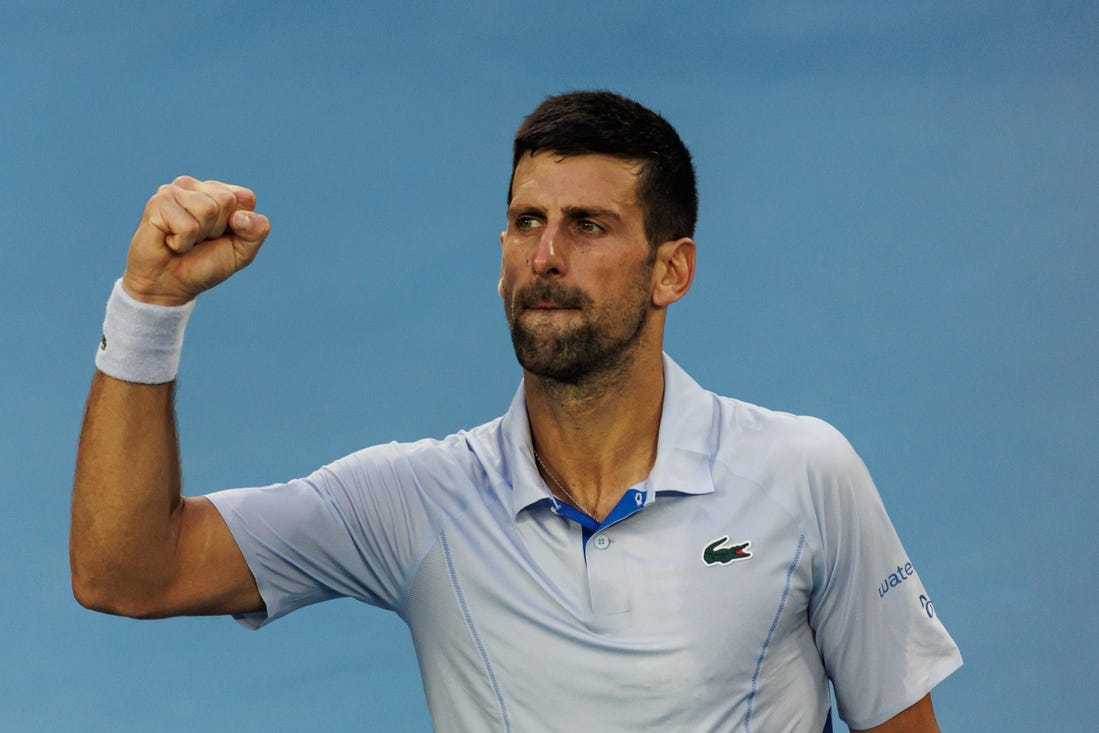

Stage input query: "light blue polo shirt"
[{"left": 207, "top": 355, "right": 961, "bottom": 732}]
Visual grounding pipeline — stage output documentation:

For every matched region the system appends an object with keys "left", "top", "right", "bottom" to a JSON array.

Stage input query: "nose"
[{"left": 531, "top": 222, "right": 567, "bottom": 277}]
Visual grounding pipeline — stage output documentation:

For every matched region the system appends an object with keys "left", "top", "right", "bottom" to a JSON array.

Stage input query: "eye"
[
  {"left": 577, "top": 220, "right": 603, "bottom": 234},
  {"left": 515, "top": 215, "right": 542, "bottom": 231}
]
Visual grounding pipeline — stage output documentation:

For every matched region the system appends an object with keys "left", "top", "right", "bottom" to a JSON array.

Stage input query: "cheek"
[
  {"left": 498, "top": 252, "right": 526, "bottom": 296},
  {"left": 498, "top": 270, "right": 519, "bottom": 310}
]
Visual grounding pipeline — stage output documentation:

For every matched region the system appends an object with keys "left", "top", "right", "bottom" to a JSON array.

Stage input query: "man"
[{"left": 71, "top": 91, "right": 962, "bottom": 732}]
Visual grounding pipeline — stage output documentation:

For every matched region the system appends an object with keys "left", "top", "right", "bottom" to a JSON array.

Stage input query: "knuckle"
[
  {"left": 146, "top": 187, "right": 174, "bottom": 215},
  {"left": 179, "top": 218, "right": 200, "bottom": 238},
  {"left": 197, "top": 196, "right": 220, "bottom": 218},
  {"left": 211, "top": 188, "right": 236, "bottom": 211},
  {"left": 171, "top": 210, "right": 200, "bottom": 236}
]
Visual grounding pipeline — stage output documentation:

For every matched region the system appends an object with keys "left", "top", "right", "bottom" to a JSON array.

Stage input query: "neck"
[{"left": 525, "top": 346, "right": 665, "bottom": 521}]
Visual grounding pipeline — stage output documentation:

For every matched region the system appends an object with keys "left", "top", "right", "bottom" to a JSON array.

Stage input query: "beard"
[{"left": 505, "top": 276, "right": 651, "bottom": 386}]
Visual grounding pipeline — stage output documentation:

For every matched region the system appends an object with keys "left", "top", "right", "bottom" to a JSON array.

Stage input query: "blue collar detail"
[{"left": 504, "top": 353, "right": 718, "bottom": 520}]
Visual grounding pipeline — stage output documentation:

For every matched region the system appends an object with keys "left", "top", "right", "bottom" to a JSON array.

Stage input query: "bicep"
[
  {"left": 154, "top": 496, "right": 264, "bottom": 618},
  {"left": 851, "top": 694, "right": 939, "bottom": 733}
]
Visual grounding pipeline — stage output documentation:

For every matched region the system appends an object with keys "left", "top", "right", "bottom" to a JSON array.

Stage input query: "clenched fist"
[{"left": 122, "top": 176, "right": 271, "bottom": 306}]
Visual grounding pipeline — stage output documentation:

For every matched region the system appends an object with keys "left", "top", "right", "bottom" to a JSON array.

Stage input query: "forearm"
[
  {"left": 70, "top": 178, "right": 270, "bottom": 618},
  {"left": 70, "top": 371, "right": 185, "bottom": 615}
]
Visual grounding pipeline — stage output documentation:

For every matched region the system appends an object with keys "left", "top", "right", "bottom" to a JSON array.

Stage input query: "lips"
[
  {"left": 514, "top": 283, "right": 586, "bottom": 312},
  {"left": 528, "top": 302, "right": 575, "bottom": 310}
]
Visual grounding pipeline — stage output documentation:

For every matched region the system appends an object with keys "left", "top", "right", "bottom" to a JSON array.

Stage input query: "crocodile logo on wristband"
[{"left": 100, "top": 335, "right": 107, "bottom": 351}]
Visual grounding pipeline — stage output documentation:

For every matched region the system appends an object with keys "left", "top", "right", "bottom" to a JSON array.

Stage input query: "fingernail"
[{"left": 235, "top": 211, "right": 252, "bottom": 229}]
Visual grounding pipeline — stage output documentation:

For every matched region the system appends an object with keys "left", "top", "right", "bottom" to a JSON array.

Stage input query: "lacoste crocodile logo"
[{"left": 702, "top": 536, "right": 752, "bottom": 566}]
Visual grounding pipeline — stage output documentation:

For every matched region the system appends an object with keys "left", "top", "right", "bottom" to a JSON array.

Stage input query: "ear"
[
  {"left": 651, "top": 237, "right": 695, "bottom": 307},
  {"left": 498, "top": 231, "right": 506, "bottom": 298}
]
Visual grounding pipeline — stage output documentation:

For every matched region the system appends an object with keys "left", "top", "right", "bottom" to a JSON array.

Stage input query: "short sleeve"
[
  {"left": 804, "top": 423, "right": 962, "bottom": 730},
  {"left": 206, "top": 441, "right": 447, "bottom": 629}
]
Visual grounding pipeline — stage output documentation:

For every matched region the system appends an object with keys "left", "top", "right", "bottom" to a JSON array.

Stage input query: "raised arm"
[{"left": 70, "top": 177, "right": 270, "bottom": 618}]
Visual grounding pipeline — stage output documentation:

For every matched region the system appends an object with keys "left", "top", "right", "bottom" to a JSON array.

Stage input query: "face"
[{"left": 500, "top": 152, "right": 658, "bottom": 384}]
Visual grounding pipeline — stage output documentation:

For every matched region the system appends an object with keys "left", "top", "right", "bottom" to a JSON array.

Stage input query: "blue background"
[{"left": 3, "top": 2, "right": 1096, "bottom": 730}]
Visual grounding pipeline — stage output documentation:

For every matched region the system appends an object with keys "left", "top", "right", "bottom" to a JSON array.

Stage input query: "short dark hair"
[{"left": 510, "top": 90, "right": 697, "bottom": 247}]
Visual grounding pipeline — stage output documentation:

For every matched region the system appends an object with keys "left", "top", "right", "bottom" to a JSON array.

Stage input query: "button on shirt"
[{"left": 207, "top": 355, "right": 961, "bottom": 732}]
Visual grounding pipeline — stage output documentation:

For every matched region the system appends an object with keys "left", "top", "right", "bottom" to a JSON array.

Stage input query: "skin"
[
  {"left": 70, "top": 176, "right": 266, "bottom": 617},
  {"left": 501, "top": 153, "right": 943, "bottom": 732},
  {"left": 855, "top": 695, "right": 941, "bottom": 733},
  {"left": 500, "top": 152, "right": 694, "bottom": 519},
  {"left": 71, "top": 165, "right": 943, "bottom": 731}
]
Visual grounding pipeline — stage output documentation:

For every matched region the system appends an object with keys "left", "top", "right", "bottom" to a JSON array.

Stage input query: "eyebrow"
[
  {"left": 561, "top": 206, "right": 622, "bottom": 223},
  {"left": 506, "top": 204, "right": 623, "bottom": 222},
  {"left": 506, "top": 203, "right": 544, "bottom": 218}
]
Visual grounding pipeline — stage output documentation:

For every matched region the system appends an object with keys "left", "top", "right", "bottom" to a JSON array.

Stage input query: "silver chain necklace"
[{"left": 533, "top": 449, "right": 594, "bottom": 517}]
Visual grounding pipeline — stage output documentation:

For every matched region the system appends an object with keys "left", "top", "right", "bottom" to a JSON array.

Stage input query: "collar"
[{"left": 504, "top": 353, "right": 717, "bottom": 519}]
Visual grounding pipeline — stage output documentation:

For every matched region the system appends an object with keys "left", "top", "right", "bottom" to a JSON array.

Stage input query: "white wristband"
[{"left": 95, "top": 279, "right": 196, "bottom": 384}]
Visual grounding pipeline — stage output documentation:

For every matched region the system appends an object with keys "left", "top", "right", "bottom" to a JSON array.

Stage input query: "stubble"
[{"left": 505, "top": 271, "right": 652, "bottom": 390}]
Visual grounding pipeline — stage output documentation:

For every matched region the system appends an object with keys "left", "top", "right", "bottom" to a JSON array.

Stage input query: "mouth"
[
  {"left": 511, "top": 282, "right": 588, "bottom": 316},
  {"left": 528, "top": 302, "right": 576, "bottom": 310}
]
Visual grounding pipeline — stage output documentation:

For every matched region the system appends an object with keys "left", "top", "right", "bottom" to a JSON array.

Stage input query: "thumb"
[{"left": 228, "top": 209, "right": 271, "bottom": 265}]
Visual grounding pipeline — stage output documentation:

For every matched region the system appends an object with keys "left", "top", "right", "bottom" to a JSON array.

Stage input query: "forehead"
[{"left": 509, "top": 152, "right": 643, "bottom": 209}]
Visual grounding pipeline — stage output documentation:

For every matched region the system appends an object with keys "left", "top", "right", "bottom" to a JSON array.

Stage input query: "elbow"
[
  {"left": 70, "top": 571, "right": 127, "bottom": 616},
  {"left": 70, "top": 549, "right": 116, "bottom": 614},
  {"left": 72, "top": 584, "right": 111, "bottom": 615},
  {"left": 69, "top": 536, "right": 181, "bottom": 619},
  {"left": 70, "top": 537, "right": 163, "bottom": 618},
  {"left": 70, "top": 568, "right": 166, "bottom": 619}
]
